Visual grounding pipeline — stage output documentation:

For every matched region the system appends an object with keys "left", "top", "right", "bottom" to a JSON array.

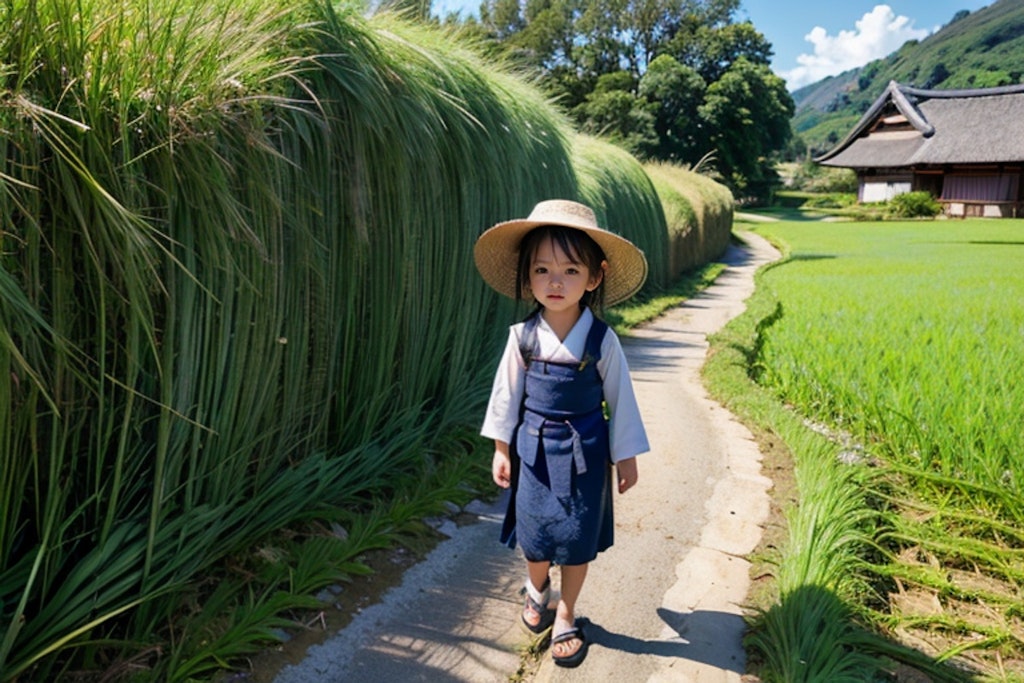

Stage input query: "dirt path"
[{"left": 269, "top": 231, "right": 781, "bottom": 683}]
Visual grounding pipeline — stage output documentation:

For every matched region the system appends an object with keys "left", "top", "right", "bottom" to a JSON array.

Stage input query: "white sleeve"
[
  {"left": 480, "top": 327, "right": 525, "bottom": 443},
  {"left": 598, "top": 329, "right": 650, "bottom": 462}
]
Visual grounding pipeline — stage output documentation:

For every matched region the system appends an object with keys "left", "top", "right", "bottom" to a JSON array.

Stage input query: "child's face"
[{"left": 528, "top": 237, "right": 604, "bottom": 314}]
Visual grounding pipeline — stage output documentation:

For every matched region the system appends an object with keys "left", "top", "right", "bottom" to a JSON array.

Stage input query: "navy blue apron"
[{"left": 499, "top": 312, "right": 614, "bottom": 566}]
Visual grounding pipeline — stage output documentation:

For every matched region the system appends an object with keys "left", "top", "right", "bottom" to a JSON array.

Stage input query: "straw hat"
[{"left": 474, "top": 199, "right": 648, "bottom": 307}]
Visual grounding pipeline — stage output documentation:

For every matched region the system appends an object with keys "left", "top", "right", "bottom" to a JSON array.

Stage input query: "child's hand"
[
  {"left": 492, "top": 449, "right": 512, "bottom": 489},
  {"left": 616, "top": 457, "right": 638, "bottom": 494}
]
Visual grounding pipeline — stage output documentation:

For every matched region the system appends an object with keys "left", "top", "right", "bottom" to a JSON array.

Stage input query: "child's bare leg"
[
  {"left": 523, "top": 559, "right": 553, "bottom": 629},
  {"left": 527, "top": 560, "right": 551, "bottom": 595},
  {"left": 553, "top": 563, "right": 588, "bottom": 656}
]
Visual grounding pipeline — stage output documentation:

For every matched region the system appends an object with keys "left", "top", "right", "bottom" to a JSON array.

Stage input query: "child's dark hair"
[{"left": 515, "top": 225, "right": 607, "bottom": 311}]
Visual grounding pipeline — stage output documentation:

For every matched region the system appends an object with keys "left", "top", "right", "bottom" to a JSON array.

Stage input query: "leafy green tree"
[
  {"left": 671, "top": 20, "right": 773, "bottom": 83},
  {"left": 924, "top": 61, "right": 950, "bottom": 88},
  {"left": 481, "top": 0, "right": 528, "bottom": 38},
  {"left": 466, "top": 0, "right": 795, "bottom": 196},
  {"left": 629, "top": 0, "right": 688, "bottom": 73},
  {"left": 638, "top": 54, "right": 706, "bottom": 160},
  {"left": 513, "top": 0, "right": 573, "bottom": 64},
  {"left": 698, "top": 57, "right": 792, "bottom": 199},
  {"left": 573, "top": 71, "right": 659, "bottom": 155}
]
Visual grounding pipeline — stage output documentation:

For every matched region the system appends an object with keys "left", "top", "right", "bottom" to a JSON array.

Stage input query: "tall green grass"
[
  {"left": 733, "top": 218, "right": 1024, "bottom": 680},
  {"left": 0, "top": 0, "right": 730, "bottom": 678},
  {"left": 644, "top": 162, "right": 734, "bottom": 279},
  {"left": 573, "top": 136, "right": 671, "bottom": 291}
]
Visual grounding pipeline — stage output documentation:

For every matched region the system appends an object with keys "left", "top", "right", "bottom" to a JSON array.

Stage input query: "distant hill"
[{"left": 792, "top": 0, "right": 1024, "bottom": 156}]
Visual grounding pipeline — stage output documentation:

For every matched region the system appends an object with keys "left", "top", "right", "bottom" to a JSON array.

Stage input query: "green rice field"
[
  {"left": 756, "top": 219, "right": 1024, "bottom": 491},
  {"left": 748, "top": 217, "right": 1024, "bottom": 680}
]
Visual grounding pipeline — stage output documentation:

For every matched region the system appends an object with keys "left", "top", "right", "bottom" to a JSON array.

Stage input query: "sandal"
[
  {"left": 551, "top": 618, "right": 589, "bottom": 668},
  {"left": 520, "top": 577, "right": 554, "bottom": 634}
]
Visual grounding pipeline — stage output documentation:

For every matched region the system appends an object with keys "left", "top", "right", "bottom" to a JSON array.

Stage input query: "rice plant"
[
  {"left": 0, "top": 0, "right": 568, "bottom": 676},
  {"left": 755, "top": 221, "right": 1024, "bottom": 496},
  {"left": 744, "top": 218, "right": 1024, "bottom": 680},
  {"left": 0, "top": 0, "right": 725, "bottom": 678}
]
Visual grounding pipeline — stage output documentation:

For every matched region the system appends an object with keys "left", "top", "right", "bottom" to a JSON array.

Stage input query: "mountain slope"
[{"left": 792, "top": 0, "right": 1024, "bottom": 155}]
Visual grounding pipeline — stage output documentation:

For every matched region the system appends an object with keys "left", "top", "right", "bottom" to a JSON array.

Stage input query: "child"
[{"left": 474, "top": 199, "right": 650, "bottom": 668}]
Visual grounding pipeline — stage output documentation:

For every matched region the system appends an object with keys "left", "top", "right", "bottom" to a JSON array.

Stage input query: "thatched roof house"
[{"left": 816, "top": 81, "right": 1024, "bottom": 217}]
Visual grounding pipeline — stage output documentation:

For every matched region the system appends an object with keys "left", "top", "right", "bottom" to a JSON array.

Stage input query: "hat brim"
[{"left": 474, "top": 217, "right": 648, "bottom": 308}]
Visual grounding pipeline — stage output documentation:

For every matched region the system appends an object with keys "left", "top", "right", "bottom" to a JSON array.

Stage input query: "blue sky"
[{"left": 430, "top": 1, "right": 995, "bottom": 90}]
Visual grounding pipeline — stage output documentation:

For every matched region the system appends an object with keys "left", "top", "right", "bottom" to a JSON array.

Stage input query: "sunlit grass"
[
  {"left": 714, "top": 217, "right": 1024, "bottom": 681},
  {"left": 756, "top": 220, "right": 1024, "bottom": 496},
  {"left": 645, "top": 161, "right": 735, "bottom": 278},
  {"left": 0, "top": 0, "right": 575, "bottom": 677},
  {"left": 0, "top": 0, "right": 732, "bottom": 679}
]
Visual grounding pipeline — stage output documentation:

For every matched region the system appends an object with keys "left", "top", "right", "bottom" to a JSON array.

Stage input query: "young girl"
[{"left": 474, "top": 199, "right": 650, "bottom": 668}]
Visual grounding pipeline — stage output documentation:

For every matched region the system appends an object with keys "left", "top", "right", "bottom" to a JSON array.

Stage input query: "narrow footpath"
[{"left": 270, "top": 230, "right": 781, "bottom": 683}]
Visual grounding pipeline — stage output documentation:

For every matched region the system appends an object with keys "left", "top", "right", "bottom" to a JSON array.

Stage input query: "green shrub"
[
  {"left": 789, "top": 162, "right": 858, "bottom": 193},
  {"left": 773, "top": 190, "right": 812, "bottom": 208},
  {"left": 803, "top": 193, "right": 857, "bottom": 209},
  {"left": 887, "top": 191, "right": 942, "bottom": 218}
]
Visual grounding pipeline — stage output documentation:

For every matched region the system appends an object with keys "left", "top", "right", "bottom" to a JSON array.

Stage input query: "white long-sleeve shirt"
[{"left": 481, "top": 308, "right": 650, "bottom": 463}]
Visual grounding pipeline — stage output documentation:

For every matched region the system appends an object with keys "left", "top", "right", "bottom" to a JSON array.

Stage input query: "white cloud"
[{"left": 782, "top": 5, "right": 931, "bottom": 90}]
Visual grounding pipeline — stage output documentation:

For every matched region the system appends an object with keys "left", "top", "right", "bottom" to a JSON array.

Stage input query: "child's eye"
[
  {"left": 566, "top": 268, "right": 579, "bottom": 275},
  {"left": 533, "top": 267, "right": 547, "bottom": 274}
]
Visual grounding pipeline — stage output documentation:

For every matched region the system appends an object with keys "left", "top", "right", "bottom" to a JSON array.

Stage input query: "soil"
[
  {"left": 241, "top": 515, "right": 481, "bottom": 682},
  {"left": 742, "top": 427, "right": 798, "bottom": 616},
  {"left": 238, "top": 544, "right": 431, "bottom": 681}
]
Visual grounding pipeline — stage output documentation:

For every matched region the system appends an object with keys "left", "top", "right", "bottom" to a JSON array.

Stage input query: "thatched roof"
[{"left": 816, "top": 81, "right": 1024, "bottom": 168}]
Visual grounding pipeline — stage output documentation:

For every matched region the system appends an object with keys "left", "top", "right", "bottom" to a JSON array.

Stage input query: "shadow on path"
[{"left": 580, "top": 608, "right": 746, "bottom": 674}]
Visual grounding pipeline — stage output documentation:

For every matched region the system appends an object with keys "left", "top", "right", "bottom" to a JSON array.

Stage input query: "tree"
[
  {"left": 467, "top": 0, "right": 795, "bottom": 196},
  {"left": 572, "top": 71, "right": 659, "bottom": 155},
  {"left": 480, "top": 0, "right": 528, "bottom": 38},
  {"left": 698, "top": 57, "right": 793, "bottom": 199},
  {"left": 638, "top": 54, "right": 706, "bottom": 160},
  {"left": 671, "top": 20, "right": 773, "bottom": 83},
  {"left": 629, "top": 0, "right": 687, "bottom": 74}
]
